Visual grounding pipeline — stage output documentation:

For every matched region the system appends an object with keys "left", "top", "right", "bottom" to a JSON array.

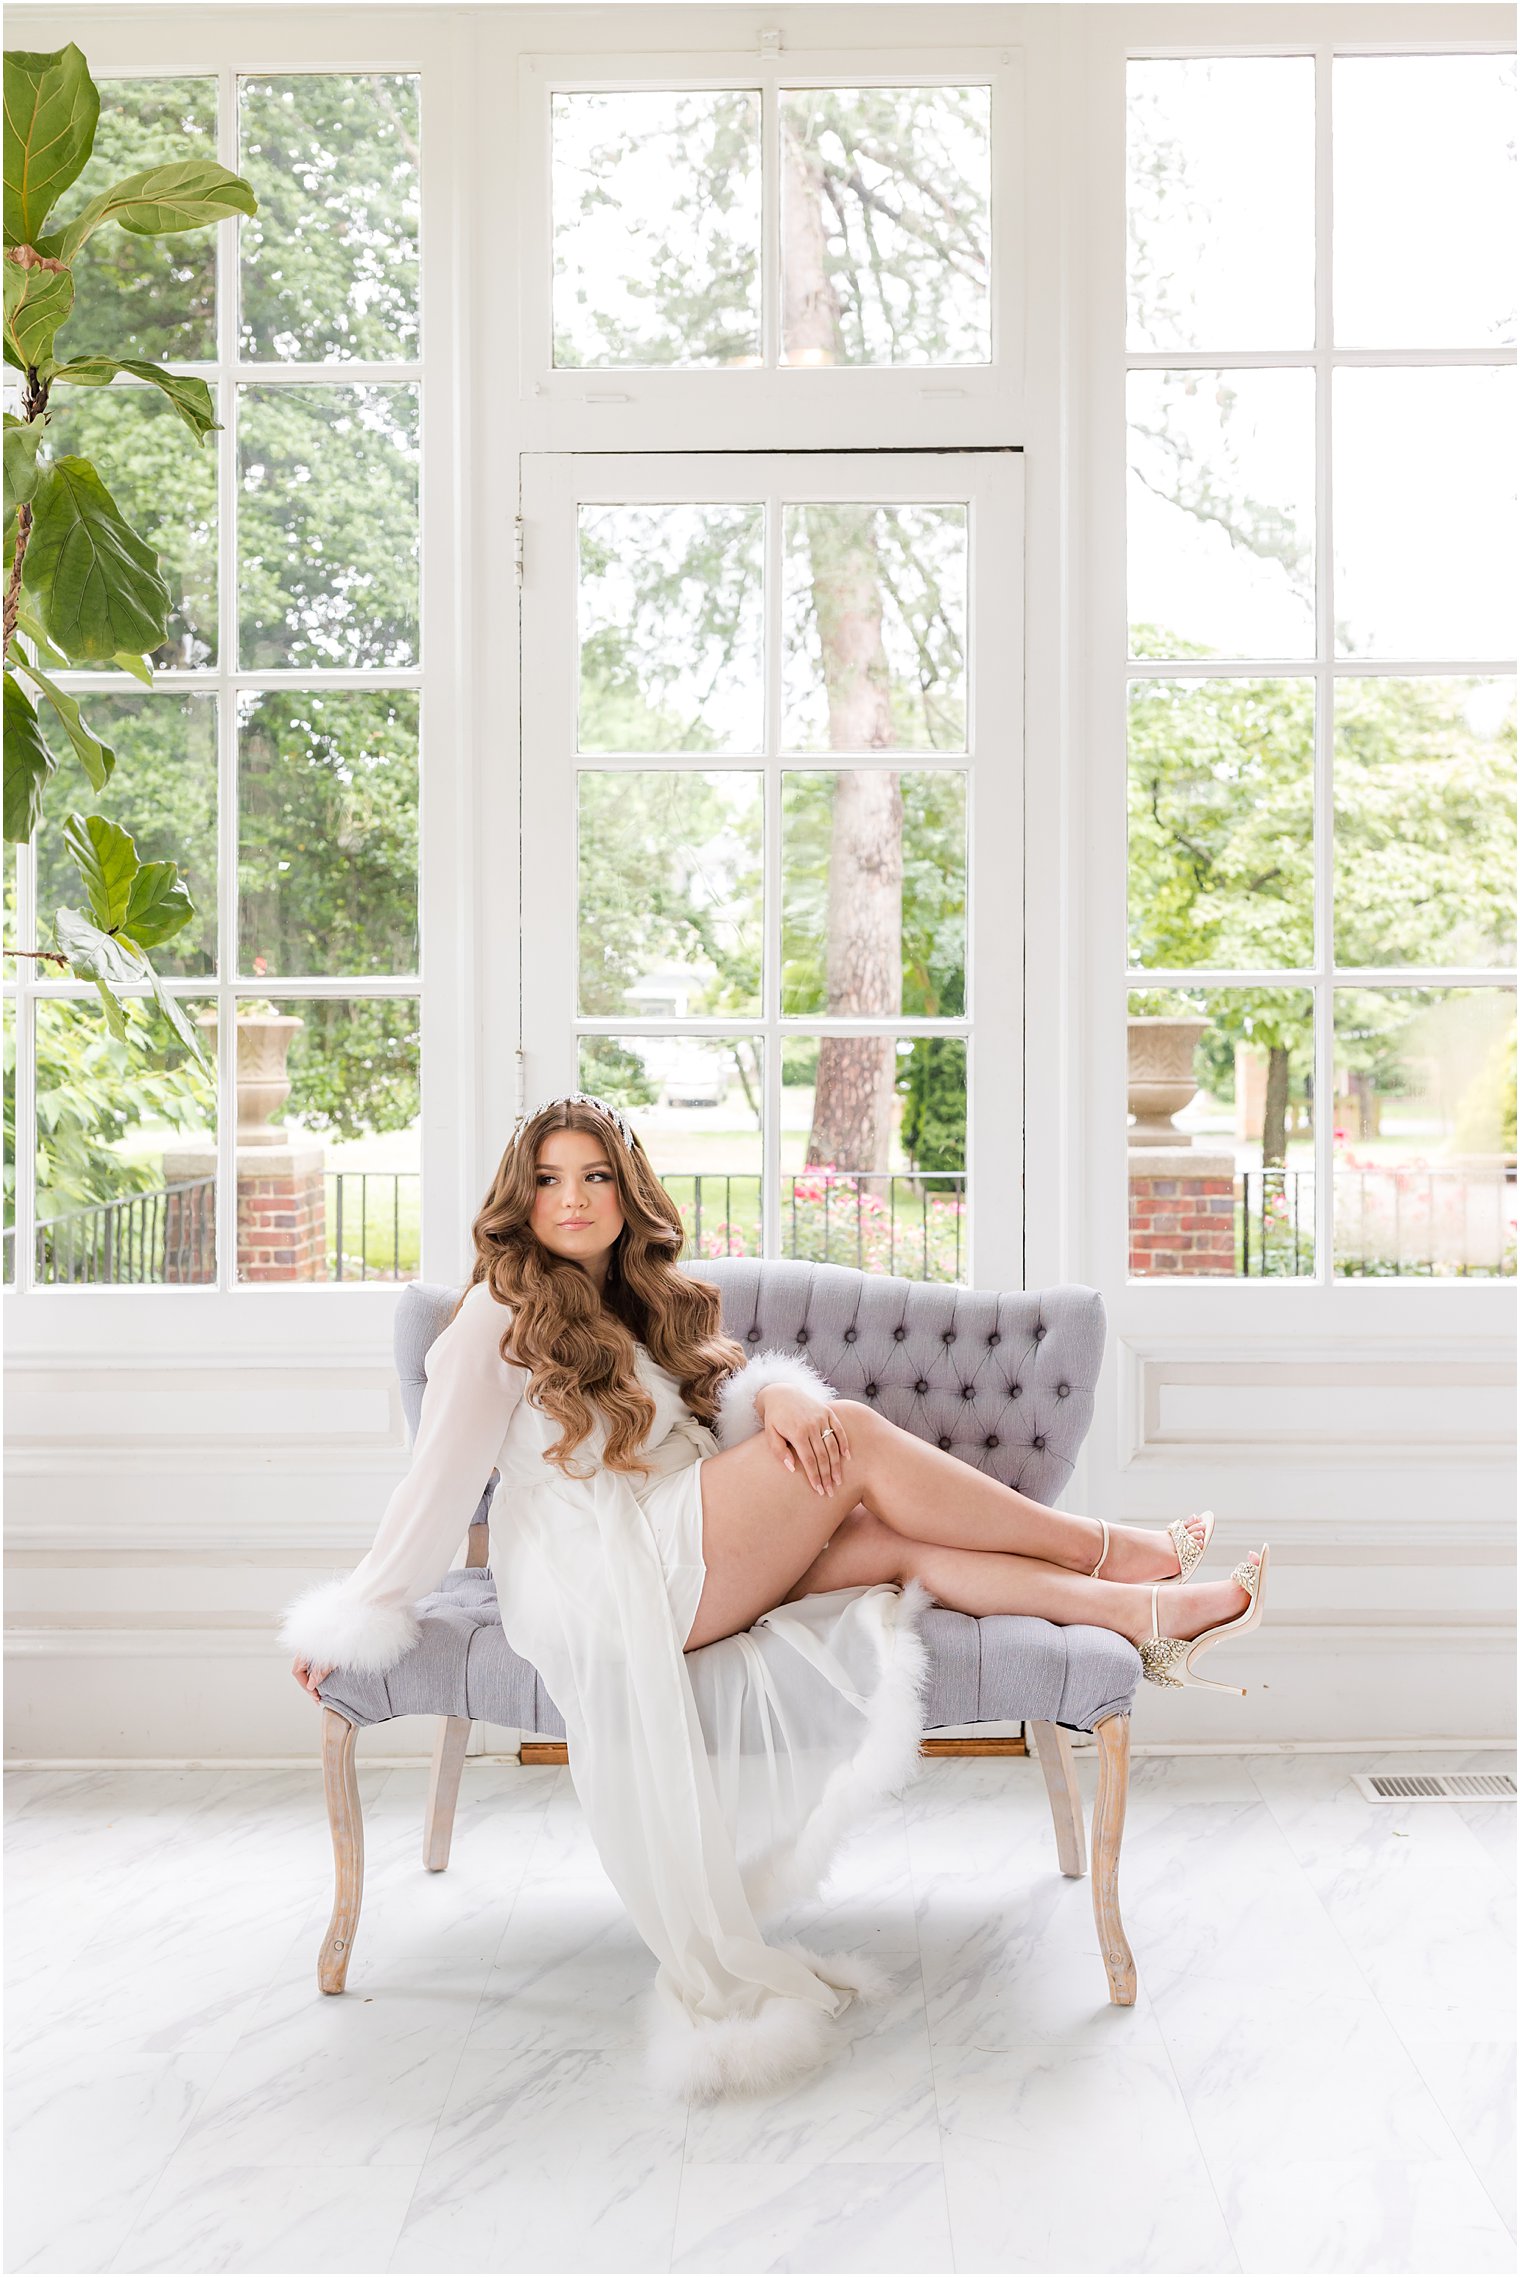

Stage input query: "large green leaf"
[
  {"left": 62, "top": 808, "right": 193, "bottom": 948},
  {"left": 39, "top": 159, "right": 256, "bottom": 265},
  {"left": 22, "top": 455, "right": 171, "bottom": 662},
  {"left": 3, "top": 44, "right": 99, "bottom": 246},
  {"left": 3, "top": 413, "right": 43, "bottom": 511},
  {"left": 10, "top": 596, "right": 74, "bottom": 673},
  {"left": 43, "top": 903, "right": 209, "bottom": 1066},
  {"left": 11, "top": 655, "right": 115, "bottom": 791},
  {"left": 3, "top": 246, "right": 73, "bottom": 367},
  {"left": 51, "top": 356, "right": 218, "bottom": 443},
  {"left": 3, "top": 666, "right": 58, "bottom": 842}
]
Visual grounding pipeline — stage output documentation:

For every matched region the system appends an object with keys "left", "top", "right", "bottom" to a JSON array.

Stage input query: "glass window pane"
[
  {"left": 41, "top": 382, "right": 217, "bottom": 670},
  {"left": 36, "top": 692, "right": 218, "bottom": 978},
  {"left": 239, "top": 692, "right": 419, "bottom": 979},
  {"left": 56, "top": 76, "right": 218, "bottom": 364},
  {"left": 577, "top": 504, "right": 763, "bottom": 754},
  {"left": 232, "top": 996, "right": 419, "bottom": 1283},
  {"left": 238, "top": 384, "right": 419, "bottom": 668},
  {"left": 1128, "top": 986, "right": 1316, "bottom": 1280},
  {"left": 238, "top": 73, "right": 421, "bottom": 362},
  {"left": 1127, "top": 58, "right": 1314, "bottom": 352},
  {"left": 1333, "top": 987, "right": 1516, "bottom": 1278},
  {"left": 34, "top": 994, "right": 217, "bottom": 1284},
  {"left": 1334, "top": 367, "right": 1518, "bottom": 660},
  {"left": 1334, "top": 56, "right": 1517, "bottom": 348},
  {"left": 552, "top": 91, "right": 761, "bottom": 369},
  {"left": 1127, "top": 679, "right": 1314, "bottom": 971},
  {"left": 1128, "top": 369, "right": 1316, "bottom": 659},
  {"left": 1335, "top": 678, "right": 1517, "bottom": 969},
  {"left": 783, "top": 504, "right": 967, "bottom": 751},
  {"left": 780, "top": 86, "right": 991, "bottom": 367},
  {"left": 780, "top": 1032, "right": 966, "bottom": 1282},
  {"left": 782, "top": 767, "right": 967, "bottom": 1015},
  {"left": 577, "top": 771, "right": 761, "bottom": 1019},
  {"left": 576, "top": 1033, "right": 763, "bottom": 1260}
]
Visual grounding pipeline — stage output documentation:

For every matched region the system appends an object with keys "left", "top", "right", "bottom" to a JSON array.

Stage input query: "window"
[
  {"left": 1123, "top": 50, "right": 1516, "bottom": 1283},
  {"left": 5, "top": 69, "right": 423, "bottom": 1291}
]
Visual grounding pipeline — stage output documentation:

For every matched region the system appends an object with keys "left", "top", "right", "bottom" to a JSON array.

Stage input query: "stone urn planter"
[
  {"left": 196, "top": 1006, "right": 306, "bottom": 1147},
  {"left": 1127, "top": 1014, "right": 1210, "bottom": 1145}
]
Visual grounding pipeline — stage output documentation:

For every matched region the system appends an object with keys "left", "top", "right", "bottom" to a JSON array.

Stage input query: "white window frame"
[
  {"left": 1076, "top": 3, "right": 1515, "bottom": 1502},
  {"left": 518, "top": 446, "right": 1024, "bottom": 1285},
  {"left": 3, "top": 5, "right": 475, "bottom": 1363},
  {"left": 515, "top": 41, "right": 1025, "bottom": 443}
]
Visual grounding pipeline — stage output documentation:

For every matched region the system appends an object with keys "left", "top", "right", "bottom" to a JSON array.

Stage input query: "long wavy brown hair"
[{"left": 446, "top": 1096, "right": 747, "bottom": 1482}]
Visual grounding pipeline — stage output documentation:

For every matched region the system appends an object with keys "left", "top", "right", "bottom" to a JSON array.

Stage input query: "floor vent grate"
[{"left": 1352, "top": 1771, "right": 1516, "bottom": 1804}]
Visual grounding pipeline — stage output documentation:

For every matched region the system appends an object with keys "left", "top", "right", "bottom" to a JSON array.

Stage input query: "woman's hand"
[
  {"left": 291, "top": 1655, "right": 337, "bottom": 1700},
  {"left": 756, "top": 1386, "right": 851, "bottom": 1493}
]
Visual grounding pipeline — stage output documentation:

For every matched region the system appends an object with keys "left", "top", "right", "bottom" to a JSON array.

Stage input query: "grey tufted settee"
[{"left": 310, "top": 1257, "right": 1141, "bottom": 2008}]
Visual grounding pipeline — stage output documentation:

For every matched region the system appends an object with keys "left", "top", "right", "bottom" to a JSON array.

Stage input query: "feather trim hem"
[
  {"left": 743, "top": 1575, "right": 936, "bottom": 1916},
  {"left": 644, "top": 1940, "right": 899, "bottom": 2103}
]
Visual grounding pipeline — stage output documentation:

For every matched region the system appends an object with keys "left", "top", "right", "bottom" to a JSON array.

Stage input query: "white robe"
[{"left": 279, "top": 1279, "right": 933, "bottom": 2101}]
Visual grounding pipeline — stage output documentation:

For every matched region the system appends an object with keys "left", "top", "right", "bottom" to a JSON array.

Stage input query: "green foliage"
[{"left": 3, "top": 38, "right": 255, "bottom": 1081}]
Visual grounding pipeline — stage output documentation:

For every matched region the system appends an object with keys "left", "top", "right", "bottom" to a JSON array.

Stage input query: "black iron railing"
[{"left": 31, "top": 1176, "right": 216, "bottom": 1285}]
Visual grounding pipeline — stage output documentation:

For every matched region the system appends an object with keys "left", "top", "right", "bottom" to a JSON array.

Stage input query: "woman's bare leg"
[{"left": 686, "top": 1410, "right": 1229, "bottom": 1652}]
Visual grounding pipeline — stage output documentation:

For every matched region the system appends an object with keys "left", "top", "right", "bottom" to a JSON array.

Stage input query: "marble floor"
[{"left": 4, "top": 1744, "right": 1514, "bottom": 2275}]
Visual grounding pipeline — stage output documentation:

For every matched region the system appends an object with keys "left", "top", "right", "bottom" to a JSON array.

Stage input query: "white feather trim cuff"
[
  {"left": 277, "top": 1576, "right": 420, "bottom": 1676},
  {"left": 714, "top": 1348, "right": 841, "bottom": 1449}
]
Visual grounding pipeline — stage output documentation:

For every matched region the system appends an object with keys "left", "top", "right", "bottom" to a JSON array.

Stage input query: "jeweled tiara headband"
[{"left": 509, "top": 1090, "right": 640, "bottom": 1154}]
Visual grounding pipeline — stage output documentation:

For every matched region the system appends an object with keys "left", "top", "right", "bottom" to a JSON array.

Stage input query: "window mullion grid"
[
  {"left": 763, "top": 487, "right": 784, "bottom": 1257},
  {"left": 215, "top": 62, "right": 239, "bottom": 1291},
  {"left": 1313, "top": 36, "right": 1334, "bottom": 1288},
  {"left": 761, "top": 81, "right": 780, "bottom": 368}
]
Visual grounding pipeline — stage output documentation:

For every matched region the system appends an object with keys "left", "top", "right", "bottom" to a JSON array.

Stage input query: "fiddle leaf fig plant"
[{"left": 3, "top": 41, "right": 256, "bottom": 1068}]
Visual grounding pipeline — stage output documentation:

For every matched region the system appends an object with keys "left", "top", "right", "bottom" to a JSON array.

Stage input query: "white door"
[{"left": 518, "top": 449, "right": 1023, "bottom": 1286}]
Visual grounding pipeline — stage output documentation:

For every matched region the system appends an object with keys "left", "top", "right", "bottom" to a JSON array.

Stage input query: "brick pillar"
[
  {"left": 161, "top": 1142, "right": 217, "bottom": 1284},
  {"left": 1128, "top": 1145, "right": 1238, "bottom": 1277},
  {"left": 236, "top": 1142, "right": 327, "bottom": 1282}
]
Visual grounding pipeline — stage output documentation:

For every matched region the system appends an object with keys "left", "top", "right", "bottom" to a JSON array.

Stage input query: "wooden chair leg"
[
  {"left": 424, "top": 1714, "right": 472, "bottom": 1872},
  {"left": 318, "top": 1704, "right": 364, "bottom": 1993},
  {"left": 1028, "top": 1718, "right": 1087, "bottom": 1878},
  {"left": 1091, "top": 1711, "right": 1137, "bottom": 2005}
]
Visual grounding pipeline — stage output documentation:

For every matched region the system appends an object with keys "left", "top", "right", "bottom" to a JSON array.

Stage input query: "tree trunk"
[
  {"left": 1262, "top": 1042, "right": 1290, "bottom": 1168},
  {"left": 783, "top": 115, "right": 902, "bottom": 1181}
]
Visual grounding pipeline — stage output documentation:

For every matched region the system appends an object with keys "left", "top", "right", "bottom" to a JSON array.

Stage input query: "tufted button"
[
  {"left": 795, "top": 1327, "right": 808, "bottom": 1343},
  {"left": 984, "top": 1433, "right": 1000, "bottom": 1449},
  {"left": 961, "top": 1384, "right": 974, "bottom": 1400},
  {"left": 1008, "top": 1382, "right": 1022, "bottom": 1398},
  {"left": 987, "top": 1331, "right": 1001, "bottom": 1346},
  {"left": 937, "top": 1434, "right": 951, "bottom": 1450},
  {"left": 865, "top": 1383, "right": 878, "bottom": 1398},
  {"left": 1033, "top": 1433, "right": 1046, "bottom": 1449},
  {"left": 893, "top": 1325, "right": 906, "bottom": 1340},
  {"left": 914, "top": 1378, "right": 928, "bottom": 1395},
  {"left": 844, "top": 1327, "right": 857, "bottom": 1342},
  {"left": 747, "top": 1327, "right": 761, "bottom": 1341},
  {"left": 1034, "top": 1324, "right": 1047, "bottom": 1340},
  {"left": 942, "top": 1329, "right": 956, "bottom": 1343},
  {"left": 1058, "top": 1381, "right": 1070, "bottom": 1397}
]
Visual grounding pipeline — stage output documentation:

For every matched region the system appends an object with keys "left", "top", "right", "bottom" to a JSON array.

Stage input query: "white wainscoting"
[{"left": 5, "top": 1341, "right": 1514, "bottom": 1760}]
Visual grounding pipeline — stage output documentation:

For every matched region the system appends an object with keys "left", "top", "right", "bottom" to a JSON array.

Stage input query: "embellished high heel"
[
  {"left": 1087, "top": 1509, "right": 1217, "bottom": 1585},
  {"left": 1136, "top": 1546, "right": 1270, "bottom": 1694}
]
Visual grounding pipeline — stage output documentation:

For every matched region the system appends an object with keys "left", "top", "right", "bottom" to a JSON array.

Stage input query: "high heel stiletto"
[
  {"left": 1087, "top": 1509, "right": 1217, "bottom": 1585},
  {"left": 1136, "top": 1546, "right": 1270, "bottom": 1694}
]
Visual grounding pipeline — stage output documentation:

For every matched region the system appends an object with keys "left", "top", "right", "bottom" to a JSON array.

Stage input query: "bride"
[{"left": 282, "top": 1092, "right": 1268, "bottom": 2098}]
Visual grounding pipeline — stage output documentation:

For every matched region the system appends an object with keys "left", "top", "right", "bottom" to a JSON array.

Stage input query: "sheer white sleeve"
[
  {"left": 713, "top": 1349, "right": 841, "bottom": 1450},
  {"left": 278, "top": 1281, "right": 526, "bottom": 1675}
]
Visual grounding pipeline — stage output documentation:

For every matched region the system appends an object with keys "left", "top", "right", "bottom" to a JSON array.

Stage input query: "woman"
[{"left": 282, "top": 1093, "right": 1268, "bottom": 2098}]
